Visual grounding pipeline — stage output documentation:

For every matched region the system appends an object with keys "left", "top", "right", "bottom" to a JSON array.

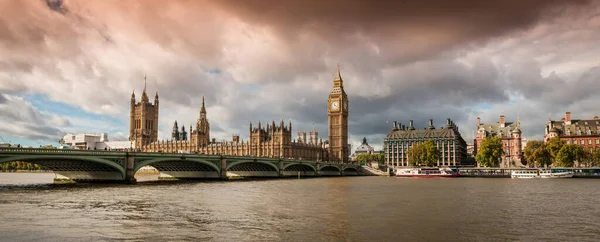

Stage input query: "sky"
[{"left": 1, "top": 0, "right": 600, "bottom": 150}]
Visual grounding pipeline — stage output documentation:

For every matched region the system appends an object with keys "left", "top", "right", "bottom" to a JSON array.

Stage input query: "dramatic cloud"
[
  {"left": 0, "top": 94, "right": 70, "bottom": 141},
  {"left": 0, "top": 0, "right": 599, "bottom": 150}
]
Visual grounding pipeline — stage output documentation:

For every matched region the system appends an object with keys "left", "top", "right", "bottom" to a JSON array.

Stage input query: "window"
[
  {"left": 588, "top": 139, "right": 592, "bottom": 145},
  {"left": 567, "top": 140, "right": 571, "bottom": 144},
  {"left": 581, "top": 140, "right": 585, "bottom": 145},
  {"left": 596, "top": 139, "right": 599, "bottom": 144}
]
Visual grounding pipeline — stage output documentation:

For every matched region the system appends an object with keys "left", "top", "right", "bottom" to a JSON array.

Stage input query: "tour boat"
[
  {"left": 511, "top": 169, "right": 574, "bottom": 179},
  {"left": 395, "top": 167, "right": 460, "bottom": 178}
]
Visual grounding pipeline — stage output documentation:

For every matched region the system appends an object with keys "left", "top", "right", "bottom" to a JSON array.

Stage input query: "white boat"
[
  {"left": 396, "top": 167, "right": 459, "bottom": 178},
  {"left": 511, "top": 169, "right": 574, "bottom": 179}
]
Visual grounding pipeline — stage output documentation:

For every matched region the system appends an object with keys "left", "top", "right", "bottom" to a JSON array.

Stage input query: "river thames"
[{"left": 0, "top": 173, "right": 599, "bottom": 241}]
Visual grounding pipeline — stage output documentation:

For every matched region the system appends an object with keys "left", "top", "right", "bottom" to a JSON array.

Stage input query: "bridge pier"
[
  {"left": 220, "top": 156, "right": 227, "bottom": 180},
  {"left": 125, "top": 153, "right": 136, "bottom": 184},
  {"left": 278, "top": 159, "right": 284, "bottom": 177},
  {"left": 316, "top": 163, "right": 321, "bottom": 176}
]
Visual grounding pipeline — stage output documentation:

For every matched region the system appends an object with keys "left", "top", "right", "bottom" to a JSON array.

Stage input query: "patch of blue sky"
[
  {"left": 25, "top": 94, "right": 125, "bottom": 126},
  {"left": 473, "top": 103, "right": 492, "bottom": 111}
]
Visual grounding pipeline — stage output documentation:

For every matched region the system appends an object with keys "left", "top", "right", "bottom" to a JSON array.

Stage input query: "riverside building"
[
  {"left": 544, "top": 112, "right": 600, "bottom": 151},
  {"left": 384, "top": 119, "right": 467, "bottom": 167},
  {"left": 474, "top": 115, "right": 523, "bottom": 166}
]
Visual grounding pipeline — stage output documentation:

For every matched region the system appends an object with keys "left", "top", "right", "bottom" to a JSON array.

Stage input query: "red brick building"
[
  {"left": 544, "top": 112, "right": 600, "bottom": 151},
  {"left": 474, "top": 115, "right": 523, "bottom": 167}
]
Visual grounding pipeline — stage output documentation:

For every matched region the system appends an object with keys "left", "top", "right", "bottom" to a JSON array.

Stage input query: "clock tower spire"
[{"left": 327, "top": 64, "right": 349, "bottom": 163}]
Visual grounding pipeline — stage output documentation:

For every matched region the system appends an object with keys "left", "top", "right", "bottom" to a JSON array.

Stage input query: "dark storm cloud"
[{"left": 212, "top": 0, "right": 591, "bottom": 63}]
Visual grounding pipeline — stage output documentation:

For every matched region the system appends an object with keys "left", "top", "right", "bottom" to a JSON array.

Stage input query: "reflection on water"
[{"left": 0, "top": 174, "right": 599, "bottom": 241}]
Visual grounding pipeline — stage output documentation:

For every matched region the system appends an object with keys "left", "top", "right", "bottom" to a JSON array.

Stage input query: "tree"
[
  {"left": 377, "top": 153, "right": 385, "bottom": 164},
  {"left": 475, "top": 136, "right": 504, "bottom": 167},
  {"left": 545, "top": 137, "right": 566, "bottom": 161},
  {"left": 555, "top": 144, "right": 585, "bottom": 167},
  {"left": 407, "top": 139, "right": 440, "bottom": 167},
  {"left": 523, "top": 140, "right": 551, "bottom": 167},
  {"left": 591, "top": 149, "right": 600, "bottom": 167}
]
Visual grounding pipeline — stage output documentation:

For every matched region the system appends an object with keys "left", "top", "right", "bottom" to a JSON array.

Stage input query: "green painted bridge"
[{"left": 0, "top": 148, "right": 362, "bottom": 183}]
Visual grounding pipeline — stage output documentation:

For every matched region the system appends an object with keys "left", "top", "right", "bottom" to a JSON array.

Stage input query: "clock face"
[{"left": 331, "top": 101, "right": 339, "bottom": 110}]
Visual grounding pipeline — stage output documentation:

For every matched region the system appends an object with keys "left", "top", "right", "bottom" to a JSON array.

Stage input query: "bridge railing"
[{"left": 0, "top": 147, "right": 126, "bottom": 155}]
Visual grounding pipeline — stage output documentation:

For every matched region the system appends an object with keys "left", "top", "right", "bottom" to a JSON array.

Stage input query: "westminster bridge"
[{"left": 0, "top": 148, "right": 362, "bottom": 183}]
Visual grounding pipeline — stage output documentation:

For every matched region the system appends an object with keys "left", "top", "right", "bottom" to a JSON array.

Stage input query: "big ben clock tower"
[{"left": 328, "top": 65, "right": 349, "bottom": 163}]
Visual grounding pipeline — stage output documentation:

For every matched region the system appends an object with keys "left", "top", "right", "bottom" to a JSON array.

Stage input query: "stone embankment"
[{"left": 361, "top": 166, "right": 389, "bottom": 176}]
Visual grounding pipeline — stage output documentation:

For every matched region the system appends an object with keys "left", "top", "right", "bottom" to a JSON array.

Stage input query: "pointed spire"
[
  {"left": 143, "top": 74, "right": 147, "bottom": 93},
  {"left": 334, "top": 63, "right": 342, "bottom": 81},
  {"left": 200, "top": 95, "right": 207, "bottom": 115}
]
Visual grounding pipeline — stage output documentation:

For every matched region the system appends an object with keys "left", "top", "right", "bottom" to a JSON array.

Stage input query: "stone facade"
[
  {"left": 475, "top": 115, "right": 523, "bottom": 166},
  {"left": 384, "top": 119, "right": 467, "bottom": 167},
  {"left": 544, "top": 112, "right": 600, "bottom": 150},
  {"left": 129, "top": 68, "right": 348, "bottom": 162}
]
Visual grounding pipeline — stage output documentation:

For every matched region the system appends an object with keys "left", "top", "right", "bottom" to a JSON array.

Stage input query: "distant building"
[
  {"left": 467, "top": 143, "right": 475, "bottom": 157},
  {"left": 475, "top": 115, "right": 523, "bottom": 167},
  {"left": 350, "top": 137, "right": 375, "bottom": 161},
  {"left": 384, "top": 119, "right": 467, "bottom": 167},
  {"left": 355, "top": 137, "right": 375, "bottom": 155},
  {"left": 544, "top": 112, "right": 600, "bottom": 150},
  {"left": 61, "top": 133, "right": 133, "bottom": 151}
]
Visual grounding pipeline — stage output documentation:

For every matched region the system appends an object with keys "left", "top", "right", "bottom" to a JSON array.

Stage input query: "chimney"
[
  {"left": 409, "top": 120, "right": 414, "bottom": 130},
  {"left": 393, "top": 121, "right": 398, "bottom": 130},
  {"left": 477, "top": 117, "right": 481, "bottom": 127},
  {"left": 565, "top": 112, "right": 571, "bottom": 122},
  {"left": 500, "top": 115, "right": 505, "bottom": 127}
]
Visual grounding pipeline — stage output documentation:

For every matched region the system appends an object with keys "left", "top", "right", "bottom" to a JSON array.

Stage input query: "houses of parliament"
[{"left": 129, "top": 68, "right": 350, "bottom": 163}]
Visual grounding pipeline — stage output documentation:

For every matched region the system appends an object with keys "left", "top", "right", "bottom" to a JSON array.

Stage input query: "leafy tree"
[
  {"left": 545, "top": 137, "right": 566, "bottom": 161},
  {"left": 591, "top": 149, "right": 600, "bottom": 167},
  {"left": 377, "top": 153, "right": 385, "bottom": 164},
  {"left": 475, "top": 136, "right": 504, "bottom": 167},
  {"left": 407, "top": 139, "right": 440, "bottom": 167},
  {"left": 555, "top": 144, "right": 585, "bottom": 167},
  {"left": 523, "top": 140, "right": 551, "bottom": 167}
]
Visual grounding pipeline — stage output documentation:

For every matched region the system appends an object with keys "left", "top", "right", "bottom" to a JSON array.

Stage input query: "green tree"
[
  {"left": 555, "top": 144, "right": 585, "bottom": 167},
  {"left": 407, "top": 139, "right": 440, "bottom": 167},
  {"left": 591, "top": 149, "right": 600, "bottom": 167},
  {"left": 523, "top": 140, "right": 551, "bottom": 167},
  {"left": 377, "top": 153, "right": 385, "bottom": 164},
  {"left": 545, "top": 137, "right": 566, "bottom": 161},
  {"left": 475, "top": 136, "right": 504, "bottom": 167},
  {"left": 355, "top": 154, "right": 369, "bottom": 164}
]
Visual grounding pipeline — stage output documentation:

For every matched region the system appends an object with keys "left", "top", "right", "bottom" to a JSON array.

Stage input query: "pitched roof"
[
  {"left": 548, "top": 118, "right": 600, "bottom": 136},
  {"left": 478, "top": 121, "right": 520, "bottom": 137}
]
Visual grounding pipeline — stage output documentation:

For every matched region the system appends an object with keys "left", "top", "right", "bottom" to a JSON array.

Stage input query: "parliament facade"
[
  {"left": 383, "top": 119, "right": 467, "bottom": 167},
  {"left": 129, "top": 68, "right": 350, "bottom": 163}
]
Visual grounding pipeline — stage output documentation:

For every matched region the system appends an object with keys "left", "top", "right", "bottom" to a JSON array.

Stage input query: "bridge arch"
[
  {"left": 0, "top": 155, "right": 126, "bottom": 176},
  {"left": 226, "top": 160, "right": 279, "bottom": 172},
  {"left": 343, "top": 167, "right": 359, "bottom": 172},
  {"left": 319, "top": 165, "right": 341, "bottom": 172},
  {"left": 282, "top": 163, "right": 317, "bottom": 172},
  {"left": 134, "top": 158, "right": 220, "bottom": 173}
]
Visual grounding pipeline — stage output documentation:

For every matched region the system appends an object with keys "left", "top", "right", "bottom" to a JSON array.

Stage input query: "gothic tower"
[
  {"left": 190, "top": 96, "right": 210, "bottom": 149},
  {"left": 129, "top": 76, "right": 159, "bottom": 148},
  {"left": 327, "top": 65, "right": 349, "bottom": 163}
]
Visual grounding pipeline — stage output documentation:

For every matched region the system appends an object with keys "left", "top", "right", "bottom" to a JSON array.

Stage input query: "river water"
[{"left": 0, "top": 173, "right": 599, "bottom": 242}]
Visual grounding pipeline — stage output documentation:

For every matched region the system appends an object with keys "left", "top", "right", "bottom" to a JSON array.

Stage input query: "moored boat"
[
  {"left": 395, "top": 167, "right": 459, "bottom": 178},
  {"left": 511, "top": 169, "right": 574, "bottom": 179}
]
